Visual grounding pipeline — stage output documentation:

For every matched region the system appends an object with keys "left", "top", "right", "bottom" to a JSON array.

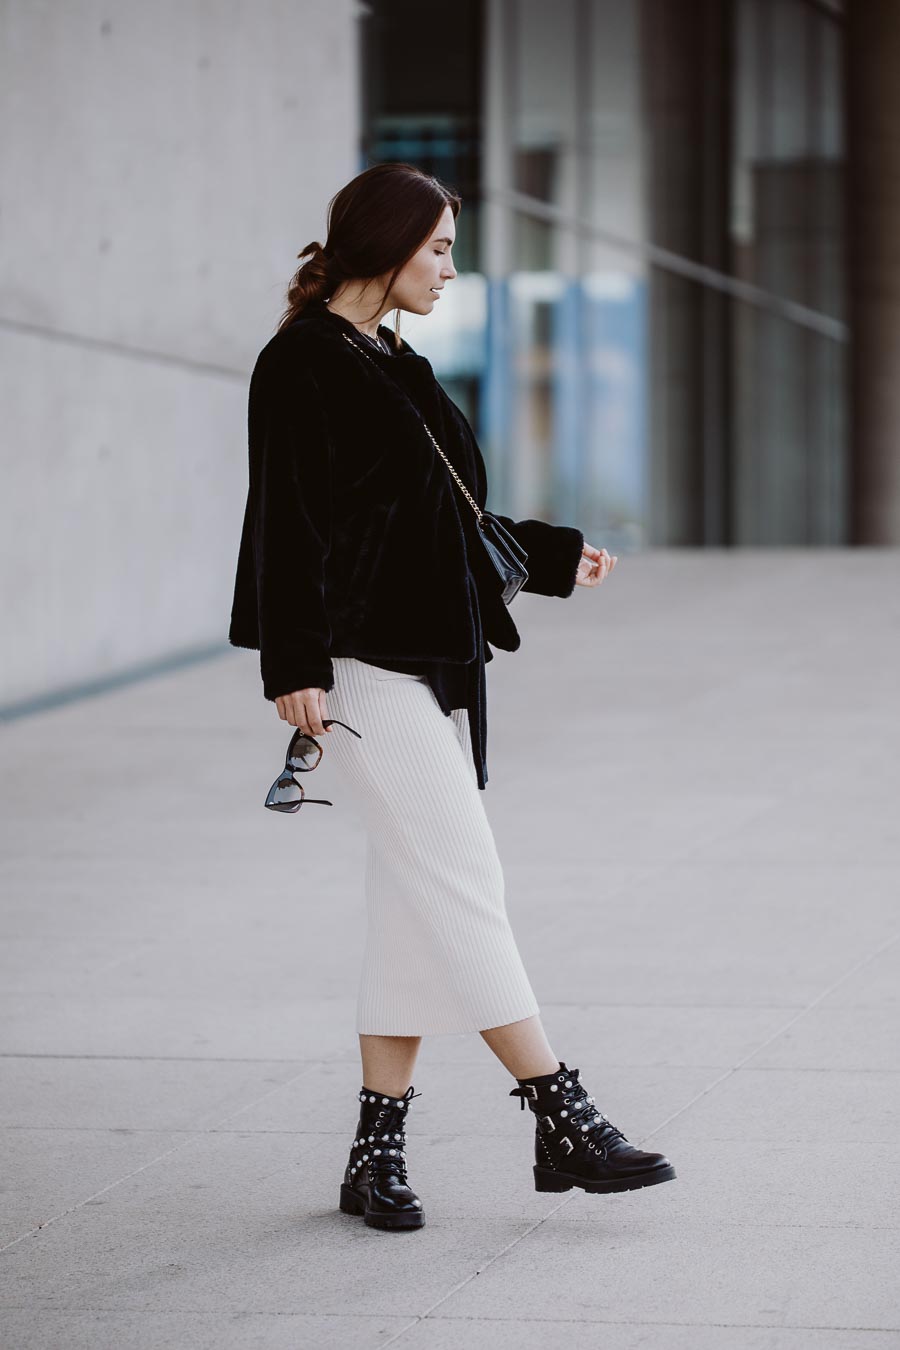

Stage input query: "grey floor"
[{"left": 2, "top": 549, "right": 899, "bottom": 1349}]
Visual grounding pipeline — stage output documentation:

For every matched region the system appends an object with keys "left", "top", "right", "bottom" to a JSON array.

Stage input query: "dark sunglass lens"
[
  {"left": 287, "top": 744, "right": 320, "bottom": 772},
  {"left": 267, "top": 777, "right": 304, "bottom": 809}
]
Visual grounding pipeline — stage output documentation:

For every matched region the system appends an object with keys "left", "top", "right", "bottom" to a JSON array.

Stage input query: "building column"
[
  {"left": 847, "top": 0, "right": 900, "bottom": 544},
  {"left": 640, "top": 0, "right": 731, "bottom": 546}
]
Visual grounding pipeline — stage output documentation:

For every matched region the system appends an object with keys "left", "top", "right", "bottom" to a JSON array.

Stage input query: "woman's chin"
[{"left": 397, "top": 298, "right": 435, "bottom": 316}]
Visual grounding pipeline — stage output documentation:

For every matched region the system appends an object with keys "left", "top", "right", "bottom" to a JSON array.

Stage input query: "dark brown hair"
[{"left": 276, "top": 162, "right": 461, "bottom": 348}]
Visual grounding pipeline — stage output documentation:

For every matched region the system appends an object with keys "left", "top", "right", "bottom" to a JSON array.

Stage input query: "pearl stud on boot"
[
  {"left": 510, "top": 1062, "right": 676, "bottom": 1194},
  {"left": 339, "top": 1084, "right": 426, "bottom": 1230}
]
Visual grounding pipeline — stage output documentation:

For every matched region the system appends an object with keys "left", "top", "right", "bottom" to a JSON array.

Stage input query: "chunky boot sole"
[
  {"left": 339, "top": 1182, "right": 425, "bottom": 1230},
  {"left": 533, "top": 1163, "right": 676, "bottom": 1194}
]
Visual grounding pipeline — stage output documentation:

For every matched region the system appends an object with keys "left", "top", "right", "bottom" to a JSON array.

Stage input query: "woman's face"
[{"left": 389, "top": 205, "right": 458, "bottom": 315}]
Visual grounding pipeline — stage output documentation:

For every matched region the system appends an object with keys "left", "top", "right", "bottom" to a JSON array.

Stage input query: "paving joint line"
[{"left": 0, "top": 1061, "right": 324, "bottom": 1254}]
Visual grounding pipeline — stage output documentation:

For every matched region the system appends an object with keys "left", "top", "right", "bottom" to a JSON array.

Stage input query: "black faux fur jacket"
[{"left": 228, "top": 301, "right": 585, "bottom": 701}]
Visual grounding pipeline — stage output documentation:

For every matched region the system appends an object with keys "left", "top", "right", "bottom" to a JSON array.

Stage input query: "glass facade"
[{"left": 361, "top": 0, "right": 847, "bottom": 548}]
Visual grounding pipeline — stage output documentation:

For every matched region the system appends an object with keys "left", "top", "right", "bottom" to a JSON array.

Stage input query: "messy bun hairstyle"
[{"left": 276, "top": 162, "right": 461, "bottom": 347}]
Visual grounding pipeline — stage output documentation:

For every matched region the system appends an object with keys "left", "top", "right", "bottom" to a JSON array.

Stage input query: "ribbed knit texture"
[{"left": 322, "top": 657, "right": 541, "bottom": 1035}]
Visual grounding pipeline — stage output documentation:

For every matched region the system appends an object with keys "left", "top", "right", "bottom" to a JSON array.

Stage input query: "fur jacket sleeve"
[{"left": 228, "top": 305, "right": 584, "bottom": 701}]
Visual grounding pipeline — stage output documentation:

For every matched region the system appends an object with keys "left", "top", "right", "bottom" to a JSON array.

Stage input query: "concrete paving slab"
[
  {"left": 488, "top": 787, "right": 778, "bottom": 868},
  {"left": 556, "top": 730, "right": 899, "bottom": 815},
  {"left": 428, "top": 1217, "right": 900, "bottom": 1331},
  {"left": 389, "top": 1320, "right": 900, "bottom": 1349},
  {"left": 2, "top": 1131, "right": 536, "bottom": 1315},
  {"left": 0, "top": 1310, "right": 421, "bottom": 1350},
  {"left": 502, "top": 861, "right": 658, "bottom": 912},
  {"left": 644, "top": 1065, "right": 900, "bottom": 1148},
  {"left": 0, "top": 1056, "right": 311, "bottom": 1132},
  {"left": 691, "top": 791, "right": 900, "bottom": 865},
  {"left": 747, "top": 1004, "right": 900, "bottom": 1071},
  {"left": 815, "top": 940, "right": 900, "bottom": 1010},
  {"left": 0, "top": 992, "right": 361, "bottom": 1059},
  {"left": 518, "top": 864, "right": 900, "bottom": 1008},
  {"left": 0, "top": 1128, "right": 180, "bottom": 1247}
]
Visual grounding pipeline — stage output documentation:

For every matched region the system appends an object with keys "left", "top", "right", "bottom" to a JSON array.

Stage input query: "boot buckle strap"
[{"left": 508, "top": 1084, "right": 538, "bottom": 1110}]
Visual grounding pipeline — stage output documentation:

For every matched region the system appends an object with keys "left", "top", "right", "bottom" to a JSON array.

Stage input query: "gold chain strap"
[{"left": 341, "top": 332, "right": 484, "bottom": 523}]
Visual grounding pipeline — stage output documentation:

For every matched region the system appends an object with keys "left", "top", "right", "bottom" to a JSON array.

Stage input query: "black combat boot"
[
  {"left": 510, "top": 1061, "right": 676, "bottom": 1194},
  {"left": 338, "top": 1083, "right": 426, "bottom": 1230}
]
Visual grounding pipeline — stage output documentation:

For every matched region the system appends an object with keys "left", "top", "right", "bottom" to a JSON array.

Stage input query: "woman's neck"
[{"left": 324, "top": 297, "right": 387, "bottom": 340}]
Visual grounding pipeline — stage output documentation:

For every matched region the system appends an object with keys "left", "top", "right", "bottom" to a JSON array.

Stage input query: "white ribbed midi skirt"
[{"left": 321, "top": 656, "right": 541, "bottom": 1036}]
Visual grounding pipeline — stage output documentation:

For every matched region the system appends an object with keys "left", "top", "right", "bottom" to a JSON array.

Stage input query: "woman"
[{"left": 229, "top": 163, "right": 675, "bottom": 1231}]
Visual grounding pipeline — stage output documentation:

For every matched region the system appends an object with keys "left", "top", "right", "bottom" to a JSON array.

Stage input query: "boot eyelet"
[{"left": 557, "top": 1073, "right": 566, "bottom": 1081}]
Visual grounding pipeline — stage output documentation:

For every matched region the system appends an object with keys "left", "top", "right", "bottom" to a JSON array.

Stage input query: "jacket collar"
[{"left": 293, "top": 299, "right": 413, "bottom": 361}]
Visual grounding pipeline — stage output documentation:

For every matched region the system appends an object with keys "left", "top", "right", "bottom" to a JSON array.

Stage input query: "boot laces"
[
  {"left": 509, "top": 1077, "right": 627, "bottom": 1148},
  {"left": 370, "top": 1114, "right": 409, "bottom": 1181},
  {"left": 564, "top": 1082, "right": 627, "bottom": 1146},
  {"left": 351, "top": 1089, "right": 421, "bottom": 1185}
]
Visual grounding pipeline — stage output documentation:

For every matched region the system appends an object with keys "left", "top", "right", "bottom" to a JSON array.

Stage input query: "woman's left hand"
[{"left": 575, "top": 542, "right": 618, "bottom": 586}]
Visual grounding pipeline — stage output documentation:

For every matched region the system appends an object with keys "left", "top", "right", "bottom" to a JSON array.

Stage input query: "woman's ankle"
[
  {"left": 360, "top": 1081, "right": 412, "bottom": 1099},
  {"left": 514, "top": 1058, "right": 562, "bottom": 1081}
]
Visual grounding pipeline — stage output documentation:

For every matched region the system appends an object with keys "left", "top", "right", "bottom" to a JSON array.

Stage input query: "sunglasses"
[{"left": 264, "top": 718, "right": 362, "bottom": 813}]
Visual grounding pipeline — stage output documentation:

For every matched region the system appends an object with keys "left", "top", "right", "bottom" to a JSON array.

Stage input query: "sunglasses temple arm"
[{"left": 325, "top": 718, "right": 362, "bottom": 738}]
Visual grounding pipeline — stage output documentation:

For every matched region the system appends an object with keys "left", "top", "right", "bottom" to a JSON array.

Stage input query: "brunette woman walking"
[{"left": 228, "top": 162, "right": 675, "bottom": 1231}]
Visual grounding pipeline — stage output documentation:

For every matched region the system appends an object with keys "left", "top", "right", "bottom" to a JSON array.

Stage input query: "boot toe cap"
[{"left": 609, "top": 1143, "right": 672, "bottom": 1172}]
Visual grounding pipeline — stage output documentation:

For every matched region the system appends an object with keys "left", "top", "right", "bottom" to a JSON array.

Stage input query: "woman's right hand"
[{"left": 275, "top": 688, "right": 331, "bottom": 735}]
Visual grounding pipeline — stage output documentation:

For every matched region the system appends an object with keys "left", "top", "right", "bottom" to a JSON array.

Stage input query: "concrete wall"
[{"left": 0, "top": 0, "right": 362, "bottom": 711}]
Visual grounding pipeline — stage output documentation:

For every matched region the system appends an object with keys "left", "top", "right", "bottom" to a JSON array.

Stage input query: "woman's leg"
[
  {"left": 360, "top": 1017, "right": 557, "bottom": 1093},
  {"left": 479, "top": 1014, "right": 560, "bottom": 1079},
  {"left": 359, "top": 1033, "right": 422, "bottom": 1096},
  {"left": 359, "top": 1017, "right": 557, "bottom": 1093}
]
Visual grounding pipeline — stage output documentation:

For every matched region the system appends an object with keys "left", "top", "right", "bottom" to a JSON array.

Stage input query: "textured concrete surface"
[
  {"left": 0, "top": 0, "right": 362, "bottom": 710},
  {"left": 2, "top": 550, "right": 899, "bottom": 1348}
]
